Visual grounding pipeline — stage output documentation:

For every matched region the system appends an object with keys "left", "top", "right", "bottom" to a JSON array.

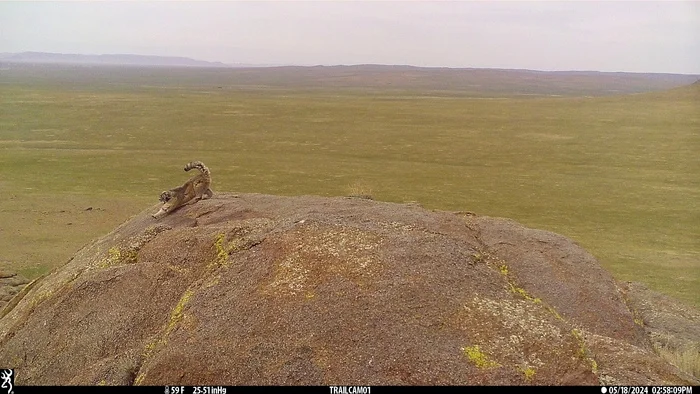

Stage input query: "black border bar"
[{"left": 10, "top": 386, "right": 698, "bottom": 394}]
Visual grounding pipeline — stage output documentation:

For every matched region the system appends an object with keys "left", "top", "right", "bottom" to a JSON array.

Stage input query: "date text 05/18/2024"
[{"left": 602, "top": 387, "right": 693, "bottom": 394}]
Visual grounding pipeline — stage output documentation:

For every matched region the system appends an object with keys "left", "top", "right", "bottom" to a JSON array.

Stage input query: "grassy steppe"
[{"left": 0, "top": 67, "right": 698, "bottom": 307}]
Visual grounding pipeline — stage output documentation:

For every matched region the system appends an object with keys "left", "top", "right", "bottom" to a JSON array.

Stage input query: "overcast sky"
[{"left": 1, "top": 1, "right": 698, "bottom": 74}]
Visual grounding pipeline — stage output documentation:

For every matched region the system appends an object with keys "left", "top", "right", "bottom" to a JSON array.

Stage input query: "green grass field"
[{"left": 1, "top": 65, "right": 698, "bottom": 307}]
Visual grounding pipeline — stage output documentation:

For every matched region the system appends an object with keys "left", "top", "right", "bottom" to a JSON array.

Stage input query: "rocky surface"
[
  {"left": 623, "top": 282, "right": 700, "bottom": 381},
  {"left": 0, "top": 270, "right": 30, "bottom": 311},
  {"left": 0, "top": 193, "right": 696, "bottom": 385}
]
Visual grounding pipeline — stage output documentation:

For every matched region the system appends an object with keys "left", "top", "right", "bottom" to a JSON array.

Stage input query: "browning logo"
[{"left": 0, "top": 369, "right": 13, "bottom": 394}]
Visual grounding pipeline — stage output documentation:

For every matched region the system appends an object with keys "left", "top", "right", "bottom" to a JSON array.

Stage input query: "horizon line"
[{"left": 1, "top": 50, "right": 699, "bottom": 76}]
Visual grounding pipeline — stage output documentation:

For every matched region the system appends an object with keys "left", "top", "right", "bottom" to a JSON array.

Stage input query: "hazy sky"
[{"left": 1, "top": 1, "right": 699, "bottom": 73}]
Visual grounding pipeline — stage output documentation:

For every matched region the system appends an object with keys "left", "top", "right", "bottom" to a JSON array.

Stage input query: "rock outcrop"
[{"left": 0, "top": 193, "right": 696, "bottom": 385}]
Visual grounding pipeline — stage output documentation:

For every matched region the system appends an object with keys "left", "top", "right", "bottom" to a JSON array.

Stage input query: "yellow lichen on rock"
[{"left": 462, "top": 345, "right": 500, "bottom": 369}]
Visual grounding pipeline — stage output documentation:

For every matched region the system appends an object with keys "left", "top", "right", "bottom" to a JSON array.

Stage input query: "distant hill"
[
  {"left": 231, "top": 64, "right": 700, "bottom": 96},
  {"left": 0, "top": 52, "right": 227, "bottom": 68},
  {"left": 1, "top": 55, "right": 698, "bottom": 96}
]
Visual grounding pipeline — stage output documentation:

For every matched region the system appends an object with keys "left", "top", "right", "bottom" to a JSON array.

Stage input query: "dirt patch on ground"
[{"left": 0, "top": 193, "right": 696, "bottom": 385}]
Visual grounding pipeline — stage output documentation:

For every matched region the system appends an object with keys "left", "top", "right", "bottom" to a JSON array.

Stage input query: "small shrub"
[
  {"left": 654, "top": 339, "right": 700, "bottom": 379},
  {"left": 519, "top": 366, "right": 536, "bottom": 381},
  {"left": 347, "top": 181, "right": 373, "bottom": 199}
]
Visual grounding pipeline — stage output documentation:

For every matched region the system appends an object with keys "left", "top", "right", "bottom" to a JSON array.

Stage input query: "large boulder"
[{"left": 0, "top": 193, "right": 695, "bottom": 385}]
